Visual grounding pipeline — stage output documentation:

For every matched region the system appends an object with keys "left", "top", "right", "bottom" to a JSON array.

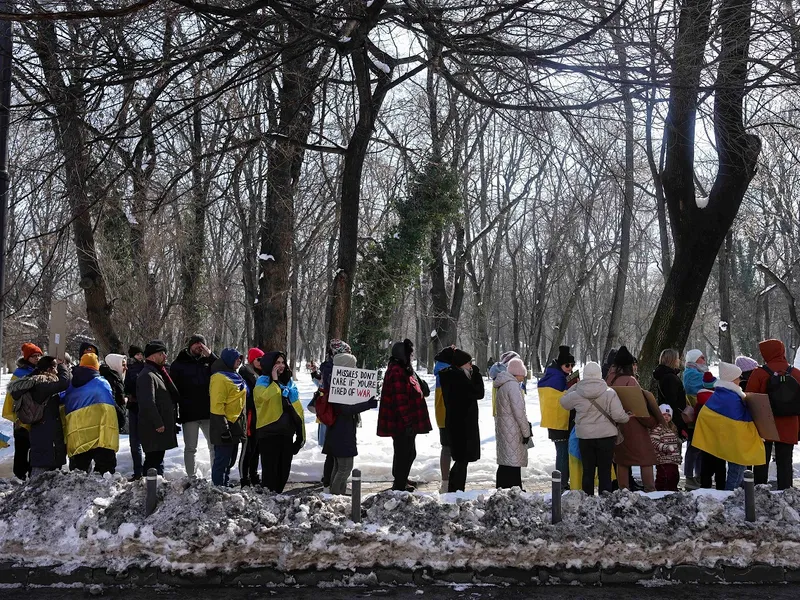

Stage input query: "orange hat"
[
  {"left": 79, "top": 353, "right": 100, "bottom": 371},
  {"left": 22, "top": 343, "right": 42, "bottom": 361}
]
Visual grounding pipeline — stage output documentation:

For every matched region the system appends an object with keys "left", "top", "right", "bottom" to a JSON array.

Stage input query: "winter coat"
[
  {"left": 560, "top": 378, "right": 629, "bottom": 440},
  {"left": 653, "top": 364, "right": 688, "bottom": 437},
  {"left": 253, "top": 375, "right": 304, "bottom": 441},
  {"left": 209, "top": 359, "right": 247, "bottom": 445},
  {"left": 124, "top": 359, "right": 146, "bottom": 409},
  {"left": 62, "top": 367, "right": 120, "bottom": 457},
  {"left": 745, "top": 339, "right": 800, "bottom": 445},
  {"left": 377, "top": 361, "right": 432, "bottom": 437},
  {"left": 538, "top": 364, "right": 571, "bottom": 440},
  {"left": 323, "top": 399, "right": 376, "bottom": 458},
  {"left": 2, "top": 358, "right": 36, "bottom": 430},
  {"left": 136, "top": 362, "right": 179, "bottom": 453},
  {"left": 441, "top": 365, "right": 485, "bottom": 463},
  {"left": 99, "top": 363, "right": 126, "bottom": 409},
  {"left": 169, "top": 348, "right": 217, "bottom": 423},
  {"left": 650, "top": 425, "right": 682, "bottom": 465},
  {"left": 683, "top": 366, "right": 705, "bottom": 396},
  {"left": 606, "top": 368, "right": 658, "bottom": 467},
  {"left": 7, "top": 364, "right": 71, "bottom": 469},
  {"left": 494, "top": 371, "right": 532, "bottom": 467},
  {"left": 239, "top": 363, "right": 260, "bottom": 436}
]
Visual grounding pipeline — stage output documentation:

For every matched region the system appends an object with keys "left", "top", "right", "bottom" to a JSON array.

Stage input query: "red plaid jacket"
[{"left": 377, "top": 361, "right": 432, "bottom": 437}]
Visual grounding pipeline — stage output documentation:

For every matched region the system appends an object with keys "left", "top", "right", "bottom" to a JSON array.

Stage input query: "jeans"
[
  {"left": 726, "top": 462, "right": 746, "bottom": 490},
  {"left": 318, "top": 424, "right": 328, "bottom": 447},
  {"left": 700, "top": 452, "right": 726, "bottom": 490},
  {"left": 496, "top": 465, "right": 522, "bottom": 489},
  {"left": 656, "top": 464, "right": 680, "bottom": 491},
  {"left": 554, "top": 439, "right": 569, "bottom": 488},
  {"left": 70, "top": 448, "right": 117, "bottom": 475},
  {"left": 448, "top": 461, "right": 469, "bottom": 492},
  {"left": 260, "top": 435, "right": 294, "bottom": 493},
  {"left": 331, "top": 456, "right": 354, "bottom": 495},
  {"left": 578, "top": 436, "right": 615, "bottom": 495},
  {"left": 143, "top": 451, "right": 165, "bottom": 475},
  {"left": 128, "top": 408, "right": 143, "bottom": 478},
  {"left": 212, "top": 444, "right": 235, "bottom": 486},
  {"left": 391, "top": 434, "right": 417, "bottom": 490},
  {"left": 13, "top": 427, "right": 31, "bottom": 480},
  {"left": 182, "top": 419, "right": 214, "bottom": 477},
  {"left": 754, "top": 441, "right": 794, "bottom": 490}
]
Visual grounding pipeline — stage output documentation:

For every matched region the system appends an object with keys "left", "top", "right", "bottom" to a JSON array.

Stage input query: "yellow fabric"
[
  {"left": 435, "top": 387, "right": 446, "bottom": 428},
  {"left": 210, "top": 373, "right": 246, "bottom": 423},
  {"left": 686, "top": 394, "right": 697, "bottom": 408},
  {"left": 2, "top": 374, "right": 31, "bottom": 431},
  {"left": 254, "top": 380, "right": 306, "bottom": 441},
  {"left": 692, "top": 408, "right": 765, "bottom": 466},
  {"left": 539, "top": 387, "right": 569, "bottom": 430},
  {"left": 64, "top": 403, "right": 120, "bottom": 457},
  {"left": 569, "top": 454, "right": 583, "bottom": 488},
  {"left": 295, "top": 400, "right": 306, "bottom": 442}
]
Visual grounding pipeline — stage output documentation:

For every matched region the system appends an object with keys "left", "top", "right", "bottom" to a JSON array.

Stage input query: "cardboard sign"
[
  {"left": 745, "top": 392, "right": 781, "bottom": 442},
  {"left": 329, "top": 366, "right": 378, "bottom": 405},
  {"left": 612, "top": 386, "right": 650, "bottom": 418},
  {"left": 48, "top": 300, "right": 67, "bottom": 360}
]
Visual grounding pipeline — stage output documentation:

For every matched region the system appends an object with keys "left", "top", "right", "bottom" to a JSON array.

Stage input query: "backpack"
[
  {"left": 762, "top": 366, "right": 800, "bottom": 417},
  {"left": 13, "top": 389, "right": 46, "bottom": 425},
  {"left": 314, "top": 388, "right": 337, "bottom": 427}
]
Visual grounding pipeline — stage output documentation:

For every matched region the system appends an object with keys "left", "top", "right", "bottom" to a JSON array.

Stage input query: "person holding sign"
[{"left": 324, "top": 352, "right": 378, "bottom": 494}]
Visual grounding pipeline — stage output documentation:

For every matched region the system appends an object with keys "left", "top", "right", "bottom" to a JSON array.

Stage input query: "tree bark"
[{"left": 718, "top": 231, "right": 734, "bottom": 362}]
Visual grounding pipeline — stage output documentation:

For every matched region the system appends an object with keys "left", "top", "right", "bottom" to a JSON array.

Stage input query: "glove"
[
  {"left": 292, "top": 438, "right": 304, "bottom": 455},
  {"left": 522, "top": 436, "right": 531, "bottom": 445},
  {"left": 220, "top": 429, "right": 232, "bottom": 443},
  {"left": 175, "top": 425, "right": 182, "bottom": 435},
  {"left": 368, "top": 397, "right": 378, "bottom": 409}
]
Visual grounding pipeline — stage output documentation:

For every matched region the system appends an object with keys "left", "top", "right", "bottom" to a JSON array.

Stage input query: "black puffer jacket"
[
  {"left": 169, "top": 348, "right": 217, "bottom": 423},
  {"left": 652, "top": 363, "right": 688, "bottom": 438}
]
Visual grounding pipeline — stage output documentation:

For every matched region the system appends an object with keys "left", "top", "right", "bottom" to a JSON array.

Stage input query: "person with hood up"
[
  {"left": 124, "top": 345, "right": 147, "bottom": 480},
  {"left": 494, "top": 358, "right": 533, "bottom": 489},
  {"left": 683, "top": 349, "right": 707, "bottom": 396},
  {"left": 137, "top": 341, "right": 180, "bottom": 476},
  {"left": 209, "top": 348, "right": 247, "bottom": 486},
  {"left": 254, "top": 351, "right": 304, "bottom": 493},
  {"left": 561, "top": 361, "right": 629, "bottom": 495},
  {"left": 440, "top": 349, "right": 485, "bottom": 492},
  {"left": 317, "top": 339, "right": 351, "bottom": 489},
  {"left": 324, "top": 352, "right": 378, "bottom": 495},
  {"left": 378, "top": 339, "right": 432, "bottom": 492},
  {"left": 238, "top": 348, "right": 264, "bottom": 486},
  {"left": 434, "top": 346, "right": 455, "bottom": 492},
  {"left": 747, "top": 339, "right": 800, "bottom": 489},
  {"left": 694, "top": 362, "right": 765, "bottom": 490},
  {"left": 101, "top": 354, "right": 128, "bottom": 430},
  {"left": 63, "top": 353, "right": 120, "bottom": 475},
  {"left": 3, "top": 342, "right": 42, "bottom": 479},
  {"left": 6, "top": 356, "right": 71, "bottom": 477},
  {"left": 169, "top": 334, "right": 217, "bottom": 477},
  {"left": 735, "top": 355, "right": 759, "bottom": 391},
  {"left": 489, "top": 351, "right": 523, "bottom": 417},
  {"left": 538, "top": 345, "right": 575, "bottom": 489}
]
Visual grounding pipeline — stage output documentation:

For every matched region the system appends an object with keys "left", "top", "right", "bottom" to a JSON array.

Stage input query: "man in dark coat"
[
  {"left": 169, "top": 334, "right": 217, "bottom": 476},
  {"left": 124, "top": 345, "right": 147, "bottom": 479},
  {"left": 137, "top": 340, "right": 180, "bottom": 475},
  {"left": 440, "top": 349, "right": 485, "bottom": 492}
]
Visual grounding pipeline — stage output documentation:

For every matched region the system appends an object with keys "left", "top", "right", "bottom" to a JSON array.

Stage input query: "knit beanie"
[
  {"left": 80, "top": 353, "right": 100, "bottom": 371},
  {"left": 144, "top": 340, "right": 167, "bottom": 358},
  {"left": 220, "top": 348, "right": 243, "bottom": 370},
  {"left": 128, "top": 345, "right": 144, "bottom": 358},
  {"left": 333, "top": 353, "right": 358, "bottom": 368},
  {"left": 583, "top": 361, "right": 603, "bottom": 380},
  {"left": 556, "top": 345, "right": 575, "bottom": 366},
  {"left": 329, "top": 339, "right": 351, "bottom": 357},
  {"left": 507, "top": 358, "right": 527, "bottom": 378},
  {"left": 718, "top": 361, "right": 742, "bottom": 383},
  {"left": 686, "top": 349, "right": 704, "bottom": 364},
  {"left": 452, "top": 349, "right": 472, "bottom": 367},
  {"left": 21, "top": 343, "right": 43, "bottom": 361},
  {"left": 488, "top": 362, "right": 507, "bottom": 380},
  {"left": 434, "top": 347, "right": 455, "bottom": 365},
  {"left": 248, "top": 347, "right": 265, "bottom": 364},
  {"left": 735, "top": 355, "right": 759, "bottom": 373},
  {"left": 187, "top": 334, "right": 207, "bottom": 348},
  {"left": 79, "top": 341, "right": 99, "bottom": 357},
  {"left": 702, "top": 371, "right": 717, "bottom": 389},
  {"left": 613, "top": 345, "right": 636, "bottom": 367},
  {"left": 499, "top": 351, "right": 520, "bottom": 365},
  {"left": 659, "top": 404, "right": 673, "bottom": 417}
]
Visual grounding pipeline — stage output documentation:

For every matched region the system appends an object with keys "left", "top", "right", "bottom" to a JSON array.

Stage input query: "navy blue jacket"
[{"left": 322, "top": 399, "right": 376, "bottom": 458}]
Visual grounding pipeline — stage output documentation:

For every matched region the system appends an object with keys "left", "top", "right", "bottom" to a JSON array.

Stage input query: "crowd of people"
[{"left": 2, "top": 334, "right": 798, "bottom": 496}]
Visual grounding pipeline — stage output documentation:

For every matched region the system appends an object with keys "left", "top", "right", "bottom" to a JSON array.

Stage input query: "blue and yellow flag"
[
  {"left": 692, "top": 386, "right": 765, "bottom": 466},
  {"left": 538, "top": 366, "right": 570, "bottom": 431}
]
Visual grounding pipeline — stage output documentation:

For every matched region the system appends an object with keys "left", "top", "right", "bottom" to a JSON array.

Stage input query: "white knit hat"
[
  {"left": 333, "top": 353, "right": 357, "bottom": 368},
  {"left": 659, "top": 404, "right": 673, "bottom": 417},
  {"left": 583, "top": 361, "right": 602, "bottom": 380},
  {"left": 685, "top": 349, "right": 704, "bottom": 364},
  {"left": 718, "top": 361, "right": 742, "bottom": 383}
]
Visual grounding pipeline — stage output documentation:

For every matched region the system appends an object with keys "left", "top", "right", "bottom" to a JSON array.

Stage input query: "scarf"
[
  {"left": 147, "top": 360, "right": 181, "bottom": 403},
  {"left": 686, "top": 361, "right": 708, "bottom": 374}
]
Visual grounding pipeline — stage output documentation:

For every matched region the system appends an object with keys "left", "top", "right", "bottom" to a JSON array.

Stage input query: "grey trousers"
[
  {"left": 183, "top": 419, "right": 215, "bottom": 476},
  {"left": 330, "top": 456, "right": 354, "bottom": 495}
]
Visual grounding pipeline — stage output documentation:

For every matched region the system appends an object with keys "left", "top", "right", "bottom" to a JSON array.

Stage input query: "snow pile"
[{"left": 3, "top": 472, "right": 800, "bottom": 573}]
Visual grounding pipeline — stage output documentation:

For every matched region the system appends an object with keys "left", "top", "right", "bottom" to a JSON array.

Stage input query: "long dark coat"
[
  {"left": 136, "top": 362, "right": 179, "bottom": 453},
  {"left": 441, "top": 365, "right": 485, "bottom": 463}
]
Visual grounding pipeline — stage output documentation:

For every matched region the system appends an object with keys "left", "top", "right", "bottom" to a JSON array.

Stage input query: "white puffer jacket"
[
  {"left": 494, "top": 371, "right": 532, "bottom": 467},
  {"left": 560, "top": 378, "right": 629, "bottom": 439}
]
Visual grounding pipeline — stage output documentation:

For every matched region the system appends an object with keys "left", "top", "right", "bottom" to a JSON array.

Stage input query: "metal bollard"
[
  {"left": 351, "top": 468, "right": 362, "bottom": 523},
  {"left": 551, "top": 470, "right": 562, "bottom": 524},
  {"left": 145, "top": 468, "right": 158, "bottom": 516},
  {"left": 744, "top": 469, "right": 755, "bottom": 522}
]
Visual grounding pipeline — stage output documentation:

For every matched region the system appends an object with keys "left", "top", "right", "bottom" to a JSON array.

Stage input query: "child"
[{"left": 650, "top": 404, "right": 682, "bottom": 491}]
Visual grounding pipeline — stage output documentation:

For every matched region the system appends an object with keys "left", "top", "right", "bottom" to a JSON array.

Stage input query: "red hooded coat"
[{"left": 745, "top": 339, "right": 800, "bottom": 445}]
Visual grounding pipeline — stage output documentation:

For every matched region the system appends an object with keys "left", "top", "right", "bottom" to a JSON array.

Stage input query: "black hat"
[
  {"left": 435, "top": 347, "right": 455, "bottom": 364},
  {"left": 79, "top": 341, "right": 99, "bottom": 357},
  {"left": 128, "top": 345, "right": 144, "bottom": 358},
  {"left": 556, "top": 345, "right": 575, "bottom": 366},
  {"left": 144, "top": 340, "right": 168, "bottom": 358},
  {"left": 187, "top": 334, "right": 207, "bottom": 348},
  {"left": 452, "top": 349, "right": 472, "bottom": 367},
  {"left": 613, "top": 345, "right": 636, "bottom": 367}
]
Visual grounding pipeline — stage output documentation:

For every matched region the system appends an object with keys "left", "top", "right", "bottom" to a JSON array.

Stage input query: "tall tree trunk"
[{"left": 718, "top": 231, "right": 734, "bottom": 361}]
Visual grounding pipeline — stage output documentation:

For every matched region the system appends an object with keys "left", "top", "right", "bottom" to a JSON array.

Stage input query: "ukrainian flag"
[
  {"left": 538, "top": 366, "right": 569, "bottom": 431},
  {"left": 62, "top": 376, "right": 119, "bottom": 456},
  {"left": 692, "top": 386, "right": 765, "bottom": 466}
]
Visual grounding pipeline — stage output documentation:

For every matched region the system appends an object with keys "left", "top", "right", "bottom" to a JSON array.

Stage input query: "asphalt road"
[{"left": 13, "top": 586, "right": 800, "bottom": 599}]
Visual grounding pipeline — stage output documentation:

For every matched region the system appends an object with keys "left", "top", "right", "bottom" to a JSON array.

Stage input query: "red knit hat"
[
  {"left": 248, "top": 348, "right": 265, "bottom": 364},
  {"left": 22, "top": 343, "right": 42, "bottom": 361}
]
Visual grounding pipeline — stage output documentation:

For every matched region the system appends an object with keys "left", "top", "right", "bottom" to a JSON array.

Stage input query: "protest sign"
[
  {"left": 329, "top": 366, "right": 378, "bottom": 405},
  {"left": 48, "top": 300, "right": 67, "bottom": 360},
  {"left": 745, "top": 392, "right": 780, "bottom": 442}
]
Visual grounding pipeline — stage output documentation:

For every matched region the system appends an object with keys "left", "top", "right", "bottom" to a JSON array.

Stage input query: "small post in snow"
[
  {"left": 145, "top": 468, "right": 158, "bottom": 516},
  {"left": 351, "top": 468, "right": 362, "bottom": 523},
  {"left": 551, "top": 470, "right": 562, "bottom": 524},
  {"left": 744, "top": 469, "right": 755, "bottom": 522}
]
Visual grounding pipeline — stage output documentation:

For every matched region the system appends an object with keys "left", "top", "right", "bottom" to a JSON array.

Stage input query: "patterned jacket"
[
  {"left": 649, "top": 425, "right": 682, "bottom": 465},
  {"left": 377, "top": 361, "right": 432, "bottom": 437}
]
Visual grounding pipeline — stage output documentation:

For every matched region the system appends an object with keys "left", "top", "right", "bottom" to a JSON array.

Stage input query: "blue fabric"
[
  {"left": 128, "top": 408, "right": 143, "bottom": 477},
  {"left": 683, "top": 367, "right": 704, "bottom": 396},
  {"left": 569, "top": 428, "right": 581, "bottom": 459},
  {"left": 212, "top": 443, "right": 235, "bottom": 485},
  {"left": 555, "top": 439, "right": 569, "bottom": 486},
  {"left": 256, "top": 374, "right": 299, "bottom": 401},
  {"left": 726, "top": 463, "right": 746, "bottom": 490},
  {"left": 704, "top": 387, "right": 753, "bottom": 422},
  {"left": 434, "top": 360, "right": 449, "bottom": 389},
  {"left": 13, "top": 364, "right": 34, "bottom": 379},
  {"left": 221, "top": 348, "right": 242, "bottom": 370},
  {"left": 539, "top": 366, "right": 567, "bottom": 392},
  {"left": 488, "top": 362, "right": 506, "bottom": 380},
  {"left": 62, "top": 376, "right": 115, "bottom": 415},
  {"left": 318, "top": 423, "right": 327, "bottom": 447}
]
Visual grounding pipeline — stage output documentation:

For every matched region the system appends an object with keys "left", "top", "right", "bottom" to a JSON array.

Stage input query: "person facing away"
[
  {"left": 324, "top": 352, "right": 378, "bottom": 495},
  {"left": 440, "top": 349, "right": 485, "bottom": 493},
  {"left": 169, "top": 334, "right": 217, "bottom": 477},
  {"left": 209, "top": 348, "right": 247, "bottom": 487},
  {"left": 650, "top": 405, "right": 682, "bottom": 491},
  {"left": 238, "top": 348, "right": 265, "bottom": 486},
  {"left": 434, "top": 346, "right": 455, "bottom": 493},
  {"left": 538, "top": 345, "right": 575, "bottom": 490},
  {"left": 2, "top": 342, "right": 43, "bottom": 480},
  {"left": 735, "top": 355, "right": 759, "bottom": 391},
  {"left": 494, "top": 358, "right": 533, "bottom": 490},
  {"left": 318, "top": 339, "right": 352, "bottom": 490},
  {"left": 561, "top": 361, "right": 629, "bottom": 495},
  {"left": 124, "top": 344, "right": 148, "bottom": 480}
]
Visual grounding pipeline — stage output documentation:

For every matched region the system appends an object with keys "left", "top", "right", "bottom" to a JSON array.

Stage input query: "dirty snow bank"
[{"left": 2, "top": 471, "right": 800, "bottom": 573}]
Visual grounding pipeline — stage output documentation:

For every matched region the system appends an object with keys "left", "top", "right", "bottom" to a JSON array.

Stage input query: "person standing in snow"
[
  {"left": 324, "top": 352, "right": 378, "bottom": 495},
  {"left": 538, "top": 345, "right": 575, "bottom": 490},
  {"left": 137, "top": 341, "right": 180, "bottom": 476},
  {"left": 652, "top": 349, "right": 688, "bottom": 440},
  {"left": 378, "top": 339, "right": 432, "bottom": 492},
  {"left": 170, "top": 334, "right": 217, "bottom": 477},
  {"left": 489, "top": 350, "right": 522, "bottom": 418},
  {"left": 440, "top": 349, "right": 485, "bottom": 493},
  {"left": 494, "top": 358, "right": 533, "bottom": 489},
  {"left": 63, "top": 353, "right": 120, "bottom": 475},
  {"left": 101, "top": 353, "right": 128, "bottom": 431},
  {"left": 434, "top": 346, "right": 455, "bottom": 492},
  {"left": 238, "top": 348, "right": 264, "bottom": 486},
  {"left": 650, "top": 405, "right": 682, "bottom": 491},
  {"left": 561, "top": 361, "right": 629, "bottom": 495},
  {"left": 747, "top": 339, "right": 800, "bottom": 490},
  {"left": 6, "top": 356, "right": 71, "bottom": 477},
  {"left": 124, "top": 345, "right": 147, "bottom": 480},
  {"left": 2, "top": 342, "right": 42, "bottom": 480},
  {"left": 209, "top": 348, "right": 247, "bottom": 486},
  {"left": 316, "top": 339, "right": 351, "bottom": 489},
  {"left": 254, "top": 351, "right": 305, "bottom": 493}
]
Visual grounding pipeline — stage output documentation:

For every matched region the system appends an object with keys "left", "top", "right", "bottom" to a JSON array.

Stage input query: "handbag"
[{"left": 586, "top": 395, "right": 625, "bottom": 445}]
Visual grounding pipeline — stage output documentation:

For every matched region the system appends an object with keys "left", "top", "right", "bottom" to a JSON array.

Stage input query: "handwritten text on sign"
[{"left": 329, "top": 366, "right": 378, "bottom": 405}]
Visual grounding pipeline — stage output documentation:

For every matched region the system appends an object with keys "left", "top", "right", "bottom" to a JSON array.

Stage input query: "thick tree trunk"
[{"left": 718, "top": 231, "right": 734, "bottom": 362}]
